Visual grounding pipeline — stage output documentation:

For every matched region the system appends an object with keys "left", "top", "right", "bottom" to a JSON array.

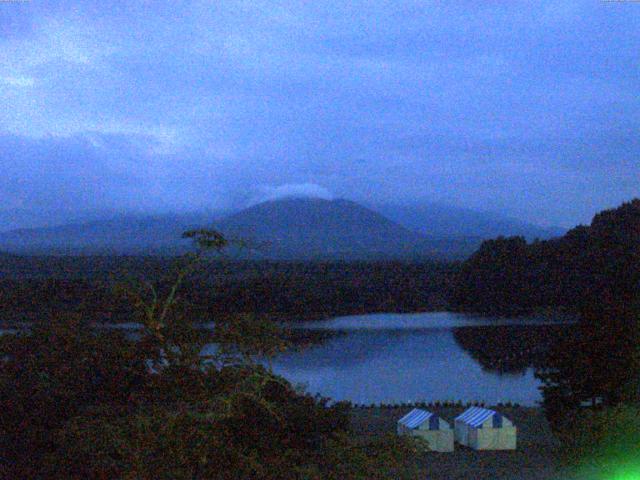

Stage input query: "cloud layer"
[{"left": 0, "top": 1, "right": 639, "bottom": 230}]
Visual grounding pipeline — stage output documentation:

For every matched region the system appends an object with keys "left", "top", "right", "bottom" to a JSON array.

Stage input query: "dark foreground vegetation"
[
  {"left": 0, "top": 257, "right": 453, "bottom": 325},
  {"left": 0, "top": 235, "right": 427, "bottom": 479},
  {"left": 0, "top": 314, "right": 429, "bottom": 479}
]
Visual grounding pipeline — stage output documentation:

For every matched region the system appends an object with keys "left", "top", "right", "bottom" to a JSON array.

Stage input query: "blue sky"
[{"left": 1, "top": 0, "right": 639, "bottom": 229}]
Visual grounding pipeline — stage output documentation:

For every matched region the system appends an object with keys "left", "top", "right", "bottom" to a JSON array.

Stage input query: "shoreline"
[{"left": 0, "top": 308, "right": 576, "bottom": 332}]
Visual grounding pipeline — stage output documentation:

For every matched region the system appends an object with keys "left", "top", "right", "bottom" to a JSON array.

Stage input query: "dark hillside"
[{"left": 450, "top": 199, "right": 640, "bottom": 315}]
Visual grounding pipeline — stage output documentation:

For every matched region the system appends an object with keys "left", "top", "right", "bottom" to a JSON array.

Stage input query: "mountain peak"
[{"left": 217, "top": 198, "right": 438, "bottom": 260}]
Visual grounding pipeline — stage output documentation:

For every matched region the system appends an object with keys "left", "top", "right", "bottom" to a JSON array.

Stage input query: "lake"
[
  {"left": 2, "top": 312, "right": 571, "bottom": 406},
  {"left": 259, "top": 312, "right": 573, "bottom": 406}
]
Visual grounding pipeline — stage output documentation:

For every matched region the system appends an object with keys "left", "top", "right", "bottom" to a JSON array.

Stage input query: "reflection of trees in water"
[{"left": 453, "top": 325, "right": 570, "bottom": 374}]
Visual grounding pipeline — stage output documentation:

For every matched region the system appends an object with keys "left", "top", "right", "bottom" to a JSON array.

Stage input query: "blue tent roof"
[
  {"left": 398, "top": 408, "right": 436, "bottom": 429},
  {"left": 455, "top": 407, "right": 500, "bottom": 428}
]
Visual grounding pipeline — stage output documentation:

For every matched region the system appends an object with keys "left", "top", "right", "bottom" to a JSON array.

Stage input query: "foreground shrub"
[
  {"left": 43, "top": 379, "right": 421, "bottom": 479},
  {"left": 0, "top": 314, "right": 147, "bottom": 477},
  {"left": 0, "top": 232, "right": 425, "bottom": 478}
]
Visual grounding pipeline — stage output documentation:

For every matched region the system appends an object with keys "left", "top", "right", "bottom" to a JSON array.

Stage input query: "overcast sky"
[{"left": 1, "top": 0, "right": 638, "bottom": 230}]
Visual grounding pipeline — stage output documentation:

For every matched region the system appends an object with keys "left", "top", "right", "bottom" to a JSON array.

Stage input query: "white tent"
[
  {"left": 397, "top": 408, "right": 454, "bottom": 452},
  {"left": 454, "top": 406, "right": 516, "bottom": 450}
]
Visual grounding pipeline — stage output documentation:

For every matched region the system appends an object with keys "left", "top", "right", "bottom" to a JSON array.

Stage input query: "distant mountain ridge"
[
  {"left": 0, "top": 197, "right": 558, "bottom": 259},
  {"left": 0, "top": 213, "right": 219, "bottom": 255},
  {"left": 370, "top": 203, "right": 565, "bottom": 240}
]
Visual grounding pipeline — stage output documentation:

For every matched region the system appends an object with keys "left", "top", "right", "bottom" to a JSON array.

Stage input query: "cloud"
[
  {"left": 0, "top": 132, "right": 156, "bottom": 213},
  {"left": 0, "top": 1, "right": 638, "bottom": 228},
  {"left": 1, "top": 75, "right": 34, "bottom": 87},
  {"left": 250, "top": 183, "right": 334, "bottom": 205}
]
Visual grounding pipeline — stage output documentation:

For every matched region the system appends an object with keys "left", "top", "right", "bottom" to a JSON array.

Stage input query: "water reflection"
[
  {"left": 294, "top": 311, "right": 567, "bottom": 330},
  {"left": 451, "top": 324, "right": 568, "bottom": 374},
  {"left": 267, "top": 312, "right": 573, "bottom": 406}
]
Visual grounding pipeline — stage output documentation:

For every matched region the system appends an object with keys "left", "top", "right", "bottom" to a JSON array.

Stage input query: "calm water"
[
  {"left": 2, "top": 312, "right": 571, "bottom": 406},
  {"left": 263, "top": 312, "right": 573, "bottom": 406}
]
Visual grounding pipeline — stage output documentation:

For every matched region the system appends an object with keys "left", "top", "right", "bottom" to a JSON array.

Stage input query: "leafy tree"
[{"left": 0, "top": 229, "right": 424, "bottom": 479}]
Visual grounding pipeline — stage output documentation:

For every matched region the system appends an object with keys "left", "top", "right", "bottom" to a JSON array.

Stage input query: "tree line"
[
  {"left": 0, "top": 259, "right": 454, "bottom": 325},
  {"left": 450, "top": 199, "right": 639, "bottom": 317}
]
